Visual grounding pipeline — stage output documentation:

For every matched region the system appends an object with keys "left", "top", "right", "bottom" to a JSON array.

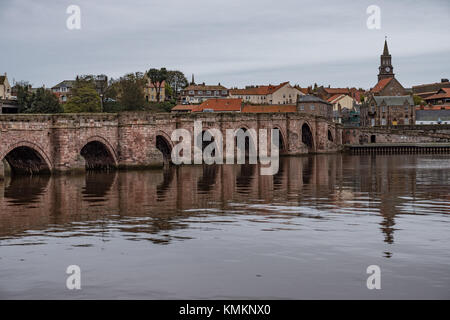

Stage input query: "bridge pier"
[{"left": 0, "top": 159, "right": 12, "bottom": 181}]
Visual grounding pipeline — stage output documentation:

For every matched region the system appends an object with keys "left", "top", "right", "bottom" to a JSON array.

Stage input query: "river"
[{"left": 0, "top": 154, "right": 449, "bottom": 299}]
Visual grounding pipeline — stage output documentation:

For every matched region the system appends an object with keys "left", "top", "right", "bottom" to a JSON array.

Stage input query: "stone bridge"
[
  {"left": 342, "top": 125, "right": 450, "bottom": 144},
  {"left": 0, "top": 112, "right": 341, "bottom": 178}
]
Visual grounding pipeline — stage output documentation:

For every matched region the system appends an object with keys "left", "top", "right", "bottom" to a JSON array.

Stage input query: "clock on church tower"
[{"left": 378, "top": 38, "right": 395, "bottom": 81}]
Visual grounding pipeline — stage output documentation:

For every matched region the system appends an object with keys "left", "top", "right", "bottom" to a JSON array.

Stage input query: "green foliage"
[
  {"left": 413, "top": 95, "right": 425, "bottom": 106},
  {"left": 22, "top": 87, "right": 63, "bottom": 114},
  {"left": 166, "top": 70, "right": 188, "bottom": 99},
  {"left": 64, "top": 79, "right": 101, "bottom": 113},
  {"left": 143, "top": 100, "right": 176, "bottom": 113},
  {"left": 117, "top": 72, "right": 146, "bottom": 111},
  {"left": 15, "top": 83, "right": 33, "bottom": 112}
]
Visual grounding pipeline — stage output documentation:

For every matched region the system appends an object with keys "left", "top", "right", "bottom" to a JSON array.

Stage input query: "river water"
[{"left": 0, "top": 154, "right": 449, "bottom": 299}]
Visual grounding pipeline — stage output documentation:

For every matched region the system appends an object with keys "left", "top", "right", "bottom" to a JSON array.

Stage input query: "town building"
[
  {"left": 370, "top": 77, "right": 406, "bottom": 96},
  {"left": 363, "top": 95, "right": 415, "bottom": 126},
  {"left": 424, "top": 88, "right": 450, "bottom": 106},
  {"left": 180, "top": 78, "right": 228, "bottom": 104},
  {"left": 229, "top": 82, "right": 303, "bottom": 105},
  {"left": 297, "top": 95, "right": 333, "bottom": 120},
  {"left": 0, "top": 73, "right": 12, "bottom": 100},
  {"left": 51, "top": 80, "right": 75, "bottom": 103},
  {"left": 327, "top": 94, "right": 357, "bottom": 123},
  {"left": 412, "top": 79, "right": 450, "bottom": 99},
  {"left": 51, "top": 75, "right": 108, "bottom": 104},
  {"left": 416, "top": 108, "right": 450, "bottom": 125},
  {"left": 144, "top": 80, "right": 166, "bottom": 102},
  {"left": 360, "top": 39, "right": 415, "bottom": 127},
  {"left": 316, "top": 86, "right": 364, "bottom": 103}
]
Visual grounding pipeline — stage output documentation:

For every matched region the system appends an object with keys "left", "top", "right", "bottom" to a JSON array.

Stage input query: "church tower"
[{"left": 377, "top": 38, "right": 395, "bottom": 81}]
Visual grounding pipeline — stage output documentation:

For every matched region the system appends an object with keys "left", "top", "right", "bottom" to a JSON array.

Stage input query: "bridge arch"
[
  {"left": 301, "top": 122, "right": 314, "bottom": 151},
  {"left": 1, "top": 141, "right": 52, "bottom": 175},
  {"left": 273, "top": 126, "right": 287, "bottom": 153},
  {"left": 80, "top": 137, "right": 118, "bottom": 170},
  {"left": 155, "top": 132, "right": 173, "bottom": 164},
  {"left": 328, "top": 129, "right": 334, "bottom": 142}
]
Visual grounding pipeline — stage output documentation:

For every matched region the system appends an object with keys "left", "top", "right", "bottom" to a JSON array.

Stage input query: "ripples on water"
[{"left": 0, "top": 154, "right": 449, "bottom": 299}]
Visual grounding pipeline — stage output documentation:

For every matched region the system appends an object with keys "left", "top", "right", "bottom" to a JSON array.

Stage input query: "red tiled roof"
[
  {"left": 230, "top": 82, "right": 289, "bottom": 96},
  {"left": 416, "top": 104, "right": 450, "bottom": 110},
  {"left": 184, "top": 84, "right": 228, "bottom": 91},
  {"left": 324, "top": 88, "right": 350, "bottom": 94},
  {"left": 172, "top": 104, "right": 193, "bottom": 111},
  {"left": 327, "top": 94, "right": 344, "bottom": 103},
  {"left": 424, "top": 88, "right": 450, "bottom": 100},
  {"left": 241, "top": 105, "right": 297, "bottom": 113},
  {"left": 192, "top": 98, "right": 242, "bottom": 112},
  {"left": 371, "top": 77, "right": 394, "bottom": 93}
]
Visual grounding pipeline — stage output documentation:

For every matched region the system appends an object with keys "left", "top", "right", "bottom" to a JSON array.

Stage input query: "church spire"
[
  {"left": 191, "top": 74, "right": 195, "bottom": 85},
  {"left": 378, "top": 37, "right": 394, "bottom": 81},
  {"left": 383, "top": 36, "right": 390, "bottom": 55}
]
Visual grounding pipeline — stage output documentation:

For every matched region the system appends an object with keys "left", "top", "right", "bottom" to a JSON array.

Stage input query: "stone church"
[{"left": 360, "top": 39, "right": 415, "bottom": 127}]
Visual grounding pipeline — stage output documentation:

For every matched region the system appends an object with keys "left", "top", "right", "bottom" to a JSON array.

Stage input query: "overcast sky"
[{"left": 1, "top": 0, "right": 449, "bottom": 89}]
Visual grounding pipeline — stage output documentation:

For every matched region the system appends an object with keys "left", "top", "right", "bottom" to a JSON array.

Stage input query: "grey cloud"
[{"left": 0, "top": 0, "right": 449, "bottom": 89}]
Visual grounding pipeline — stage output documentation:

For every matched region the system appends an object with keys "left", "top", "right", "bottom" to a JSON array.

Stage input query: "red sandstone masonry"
[{"left": 0, "top": 112, "right": 343, "bottom": 177}]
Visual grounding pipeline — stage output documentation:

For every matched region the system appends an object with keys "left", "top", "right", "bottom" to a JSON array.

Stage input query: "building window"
[
  {"left": 382, "top": 106, "right": 386, "bottom": 112},
  {"left": 310, "top": 105, "right": 315, "bottom": 111},
  {"left": 222, "top": 90, "right": 227, "bottom": 95},
  {"left": 371, "top": 118, "right": 375, "bottom": 126},
  {"left": 198, "top": 91, "right": 203, "bottom": 95},
  {"left": 381, "top": 118, "right": 386, "bottom": 125},
  {"left": 300, "top": 105, "right": 304, "bottom": 111},
  {"left": 215, "top": 90, "right": 219, "bottom": 95},
  {"left": 206, "top": 91, "right": 211, "bottom": 95},
  {"left": 189, "top": 90, "right": 194, "bottom": 94}
]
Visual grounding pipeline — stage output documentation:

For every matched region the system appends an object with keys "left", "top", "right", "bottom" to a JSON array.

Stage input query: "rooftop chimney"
[{"left": 441, "top": 78, "right": 449, "bottom": 83}]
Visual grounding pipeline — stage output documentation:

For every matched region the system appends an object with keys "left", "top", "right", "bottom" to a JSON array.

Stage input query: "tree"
[
  {"left": 24, "top": 87, "right": 63, "bottom": 114},
  {"left": 166, "top": 70, "right": 188, "bottom": 99},
  {"left": 147, "top": 68, "right": 168, "bottom": 102},
  {"left": 64, "top": 79, "right": 101, "bottom": 113},
  {"left": 117, "top": 72, "right": 146, "bottom": 111},
  {"left": 15, "top": 82, "right": 33, "bottom": 112}
]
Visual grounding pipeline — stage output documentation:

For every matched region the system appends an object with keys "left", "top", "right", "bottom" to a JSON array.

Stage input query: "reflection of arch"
[
  {"left": 1, "top": 142, "right": 52, "bottom": 175},
  {"left": 328, "top": 129, "right": 334, "bottom": 142},
  {"left": 4, "top": 175, "right": 50, "bottom": 204},
  {"left": 197, "top": 165, "right": 218, "bottom": 193},
  {"left": 157, "top": 166, "right": 175, "bottom": 200},
  {"left": 156, "top": 133, "right": 173, "bottom": 164},
  {"left": 236, "top": 164, "right": 255, "bottom": 194},
  {"left": 273, "top": 127, "right": 286, "bottom": 152},
  {"left": 301, "top": 123, "right": 314, "bottom": 151},
  {"left": 82, "top": 172, "right": 117, "bottom": 201},
  {"left": 235, "top": 127, "right": 256, "bottom": 158},
  {"left": 80, "top": 140, "right": 117, "bottom": 171}
]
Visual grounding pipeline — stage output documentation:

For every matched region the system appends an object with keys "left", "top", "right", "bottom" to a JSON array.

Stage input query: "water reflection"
[
  {"left": 1, "top": 154, "right": 450, "bottom": 299},
  {"left": 1, "top": 154, "right": 449, "bottom": 248}
]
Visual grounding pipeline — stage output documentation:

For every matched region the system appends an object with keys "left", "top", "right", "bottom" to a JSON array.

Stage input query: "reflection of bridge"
[
  {"left": 1, "top": 155, "right": 439, "bottom": 246},
  {"left": 0, "top": 112, "right": 341, "bottom": 178}
]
